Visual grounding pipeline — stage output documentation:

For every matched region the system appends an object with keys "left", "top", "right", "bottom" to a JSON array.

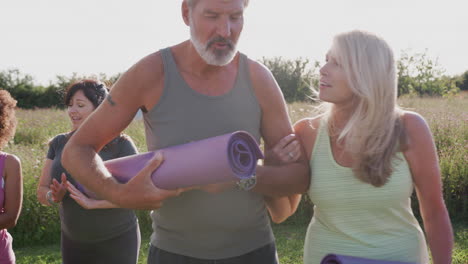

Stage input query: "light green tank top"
[{"left": 304, "top": 118, "right": 429, "bottom": 264}]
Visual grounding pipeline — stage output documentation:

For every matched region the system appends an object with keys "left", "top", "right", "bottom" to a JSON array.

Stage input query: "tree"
[
  {"left": 260, "top": 57, "right": 319, "bottom": 102},
  {"left": 0, "top": 69, "right": 123, "bottom": 108},
  {"left": 397, "top": 50, "right": 459, "bottom": 96},
  {"left": 48, "top": 72, "right": 122, "bottom": 108},
  {"left": 0, "top": 69, "right": 46, "bottom": 108},
  {"left": 454, "top": 71, "right": 468, "bottom": 91}
]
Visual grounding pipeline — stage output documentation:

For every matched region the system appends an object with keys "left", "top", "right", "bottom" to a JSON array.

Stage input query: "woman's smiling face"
[{"left": 67, "top": 89, "right": 96, "bottom": 131}]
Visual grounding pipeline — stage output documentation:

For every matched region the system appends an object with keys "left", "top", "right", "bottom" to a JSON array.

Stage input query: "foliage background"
[
  {"left": 4, "top": 96, "right": 466, "bottom": 248},
  {"left": 1, "top": 50, "right": 467, "bottom": 108},
  {"left": 0, "top": 52, "right": 466, "bottom": 262}
]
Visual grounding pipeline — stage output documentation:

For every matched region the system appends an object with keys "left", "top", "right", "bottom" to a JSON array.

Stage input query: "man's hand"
[{"left": 116, "top": 152, "right": 183, "bottom": 210}]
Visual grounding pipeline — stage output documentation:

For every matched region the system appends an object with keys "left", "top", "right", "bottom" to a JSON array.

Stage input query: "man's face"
[{"left": 188, "top": 0, "right": 245, "bottom": 66}]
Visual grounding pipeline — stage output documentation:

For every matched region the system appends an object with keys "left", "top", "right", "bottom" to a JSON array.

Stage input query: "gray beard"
[{"left": 189, "top": 24, "right": 237, "bottom": 66}]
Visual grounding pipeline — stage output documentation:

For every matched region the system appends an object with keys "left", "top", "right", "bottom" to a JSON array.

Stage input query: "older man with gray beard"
[{"left": 62, "top": 0, "right": 309, "bottom": 263}]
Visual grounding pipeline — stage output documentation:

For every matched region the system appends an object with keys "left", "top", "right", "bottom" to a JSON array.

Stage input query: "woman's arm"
[
  {"left": 264, "top": 133, "right": 303, "bottom": 223},
  {"left": 265, "top": 194, "right": 302, "bottom": 223},
  {"left": 264, "top": 118, "right": 318, "bottom": 223},
  {"left": 67, "top": 182, "right": 118, "bottom": 209},
  {"left": 403, "top": 111, "right": 453, "bottom": 264},
  {"left": 66, "top": 135, "right": 139, "bottom": 210},
  {"left": 37, "top": 159, "right": 55, "bottom": 206},
  {"left": 0, "top": 154, "right": 23, "bottom": 229}
]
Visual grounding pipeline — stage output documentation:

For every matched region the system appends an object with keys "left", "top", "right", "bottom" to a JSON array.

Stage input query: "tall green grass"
[
  {"left": 14, "top": 223, "right": 468, "bottom": 264},
  {"left": 3, "top": 97, "right": 467, "bottom": 263},
  {"left": 284, "top": 96, "right": 468, "bottom": 223},
  {"left": 399, "top": 96, "right": 468, "bottom": 221}
]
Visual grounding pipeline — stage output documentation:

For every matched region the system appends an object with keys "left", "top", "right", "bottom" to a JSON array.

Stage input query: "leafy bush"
[
  {"left": 1, "top": 49, "right": 466, "bottom": 108},
  {"left": 0, "top": 69, "right": 121, "bottom": 109},
  {"left": 454, "top": 71, "right": 468, "bottom": 91},
  {"left": 397, "top": 50, "right": 459, "bottom": 96},
  {"left": 260, "top": 57, "right": 319, "bottom": 102}
]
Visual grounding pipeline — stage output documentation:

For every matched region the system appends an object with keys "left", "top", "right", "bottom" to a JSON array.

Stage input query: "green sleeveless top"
[
  {"left": 304, "top": 118, "right": 429, "bottom": 264},
  {"left": 143, "top": 48, "right": 273, "bottom": 259}
]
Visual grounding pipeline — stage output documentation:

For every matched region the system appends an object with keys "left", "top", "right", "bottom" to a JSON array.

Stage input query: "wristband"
[
  {"left": 46, "top": 190, "right": 58, "bottom": 206},
  {"left": 236, "top": 174, "right": 257, "bottom": 191}
]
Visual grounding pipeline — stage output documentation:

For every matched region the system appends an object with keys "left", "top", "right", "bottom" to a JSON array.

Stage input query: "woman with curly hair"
[
  {"left": 0, "top": 90, "right": 23, "bottom": 264},
  {"left": 36, "top": 80, "right": 141, "bottom": 264}
]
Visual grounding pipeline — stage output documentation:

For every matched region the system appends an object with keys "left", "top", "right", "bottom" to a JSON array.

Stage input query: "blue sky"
[{"left": 1, "top": 0, "right": 467, "bottom": 85}]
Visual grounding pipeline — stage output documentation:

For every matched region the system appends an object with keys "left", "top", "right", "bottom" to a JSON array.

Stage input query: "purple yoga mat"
[
  {"left": 320, "top": 254, "right": 416, "bottom": 264},
  {"left": 77, "top": 131, "right": 263, "bottom": 196}
]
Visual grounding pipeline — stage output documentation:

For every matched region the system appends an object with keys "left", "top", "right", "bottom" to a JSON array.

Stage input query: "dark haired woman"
[
  {"left": 37, "top": 80, "right": 141, "bottom": 264},
  {"left": 0, "top": 90, "right": 22, "bottom": 264}
]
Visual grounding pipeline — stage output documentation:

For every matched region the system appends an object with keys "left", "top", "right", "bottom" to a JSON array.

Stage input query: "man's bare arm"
[
  {"left": 61, "top": 53, "right": 178, "bottom": 209},
  {"left": 249, "top": 60, "right": 310, "bottom": 197}
]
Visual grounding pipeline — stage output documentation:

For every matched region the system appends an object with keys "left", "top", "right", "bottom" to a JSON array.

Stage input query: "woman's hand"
[
  {"left": 265, "top": 134, "right": 301, "bottom": 165},
  {"left": 67, "top": 182, "right": 100, "bottom": 209},
  {"left": 49, "top": 173, "right": 68, "bottom": 203}
]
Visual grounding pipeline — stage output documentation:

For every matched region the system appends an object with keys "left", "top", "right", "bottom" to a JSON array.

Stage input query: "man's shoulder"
[
  {"left": 243, "top": 56, "right": 272, "bottom": 79},
  {"left": 243, "top": 56, "right": 277, "bottom": 92},
  {"left": 242, "top": 55, "right": 283, "bottom": 103},
  {"left": 131, "top": 50, "right": 165, "bottom": 77},
  {"left": 120, "top": 50, "right": 166, "bottom": 94}
]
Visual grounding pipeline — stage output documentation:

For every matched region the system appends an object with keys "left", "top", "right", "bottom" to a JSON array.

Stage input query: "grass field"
[
  {"left": 5, "top": 96, "right": 468, "bottom": 263},
  {"left": 15, "top": 222, "right": 467, "bottom": 264}
]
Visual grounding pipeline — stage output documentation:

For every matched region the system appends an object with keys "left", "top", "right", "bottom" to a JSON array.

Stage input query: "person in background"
[
  {"left": 0, "top": 90, "right": 23, "bottom": 264},
  {"left": 268, "top": 30, "right": 453, "bottom": 264},
  {"left": 36, "top": 80, "right": 141, "bottom": 264}
]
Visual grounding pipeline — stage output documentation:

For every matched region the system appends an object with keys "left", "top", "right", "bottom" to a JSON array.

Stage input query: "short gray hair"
[{"left": 185, "top": 0, "right": 249, "bottom": 8}]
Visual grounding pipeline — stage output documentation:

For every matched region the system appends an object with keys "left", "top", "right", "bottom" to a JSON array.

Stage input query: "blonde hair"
[
  {"left": 185, "top": 0, "right": 249, "bottom": 8},
  {"left": 322, "top": 30, "right": 404, "bottom": 187}
]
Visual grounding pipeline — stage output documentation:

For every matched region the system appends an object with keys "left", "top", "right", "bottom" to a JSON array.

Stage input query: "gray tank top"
[{"left": 143, "top": 47, "right": 274, "bottom": 259}]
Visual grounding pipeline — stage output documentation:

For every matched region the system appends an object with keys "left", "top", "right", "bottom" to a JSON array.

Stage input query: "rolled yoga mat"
[
  {"left": 77, "top": 131, "right": 263, "bottom": 196},
  {"left": 320, "top": 254, "right": 416, "bottom": 264}
]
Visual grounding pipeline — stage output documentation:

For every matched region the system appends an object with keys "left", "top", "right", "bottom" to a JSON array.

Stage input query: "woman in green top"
[
  {"left": 267, "top": 30, "right": 453, "bottom": 264},
  {"left": 37, "top": 80, "right": 141, "bottom": 264}
]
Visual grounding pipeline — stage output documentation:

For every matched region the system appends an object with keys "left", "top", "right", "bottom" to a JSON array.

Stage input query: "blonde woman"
[{"left": 268, "top": 30, "right": 453, "bottom": 263}]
